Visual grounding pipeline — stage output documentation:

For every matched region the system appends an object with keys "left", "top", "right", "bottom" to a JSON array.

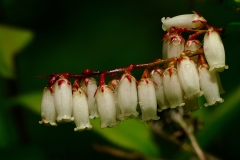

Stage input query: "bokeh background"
[{"left": 0, "top": 0, "right": 239, "bottom": 159}]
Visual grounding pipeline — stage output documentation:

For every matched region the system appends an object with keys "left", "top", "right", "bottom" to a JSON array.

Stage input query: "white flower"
[
  {"left": 39, "top": 87, "right": 57, "bottom": 126},
  {"left": 80, "top": 77, "right": 99, "bottom": 119},
  {"left": 117, "top": 73, "right": 139, "bottom": 117},
  {"left": 198, "top": 66, "right": 224, "bottom": 106},
  {"left": 166, "top": 33, "right": 185, "bottom": 58},
  {"left": 95, "top": 85, "right": 117, "bottom": 128},
  {"left": 185, "top": 40, "right": 201, "bottom": 63},
  {"left": 108, "top": 79, "right": 127, "bottom": 121},
  {"left": 203, "top": 27, "right": 228, "bottom": 72},
  {"left": 137, "top": 78, "right": 160, "bottom": 122},
  {"left": 177, "top": 56, "right": 203, "bottom": 99},
  {"left": 163, "top": 67, "right": 185, "bottom": 108},
  {"left": 162, "top": 32, "right": 170, "bottom": 59},
  {"left": 53, "top": 76, "right": 73, "bottom": 122},
  {"left": 72, "top": 84, "right": 92, "bottom": 131},
  {"left": 182, "top": 98, "right": 200, "bottom": 113},
  {"left": 161, "top": 11, "right": 207, "bottom": 31},
  {"left": 215, "top": 72, "right": 225, "bottom": 94},
  {"left": 150, "top": 69, "right": 169, "bottom": 111}
]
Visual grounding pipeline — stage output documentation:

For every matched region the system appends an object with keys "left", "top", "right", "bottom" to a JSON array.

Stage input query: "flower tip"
[
  {"left": 74, "top": 125, "right": 93, "bottom": 131},
  {"left": 39, "top": 120, "right": 57, "bottom": 126},
  {"left": 57, "top": 116, "right": 74, "bottom": 122},
  {"left": 204, "top": 98, "right": 224, "bottom": 107}
]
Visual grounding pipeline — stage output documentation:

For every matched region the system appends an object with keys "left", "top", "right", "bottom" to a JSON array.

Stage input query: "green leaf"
[
  {"left": 91, "top": 118, "right": 160, "bottom": 157},
  {"left": 15, "top": 91, "right": 160, "bottom": 157},
  {"left": 0, "top": 25, "right": 33, "bottom": 78},
  {"left": 221, "top": 0, "right": 240, "bottom": 10},
  {"left": 195, "top": 84, "right": 240, "bottom": 147}
]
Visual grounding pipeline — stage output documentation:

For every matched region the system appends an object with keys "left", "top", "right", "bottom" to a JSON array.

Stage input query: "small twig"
[
  {"left": 92, "top": 143, "right": 163, "bottom": 160},
  {"left": 171, "top": 110, "right": 206, "bottom": 160}
]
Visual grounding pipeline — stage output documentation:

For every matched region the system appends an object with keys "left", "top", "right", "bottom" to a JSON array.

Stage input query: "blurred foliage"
[{"left": 0, "top": 0, "right": 240, "bottom": 159}]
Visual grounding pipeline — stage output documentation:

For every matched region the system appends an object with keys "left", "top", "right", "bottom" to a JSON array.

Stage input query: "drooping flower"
[
  {"left": 72, "top": 81, "right": 92, "bottom": 131},
  {"left": 117, "top": 73, "right": 139, "bottom": 118},
  {"left": 163, "top": 67, "right": 185, "bottom": 108},
  {"left": 150, "top": 69, "right": 169, "bottom": 111},
  {"left": 108, "top": 79, "right": 127, "bottom": 122},
  {"left": 39, "top": 87, "right": 57, "bottom": 126},
  {"left": 161, "top": 11, "right": 207, "bottom": 31},
  {"left": 198, "top": 65, "right": 224, "bottom": 106},
  {"left": 80, "top": 77, "right": 99, "bottom": 119},
  {"left": 177, "top": 56, "right": 203, "bottom": 99},
  {"left": 203, "top": 27, "right": 228, "bottom": 72},
  {"left": 95, "top": 85, "right": 117, "bottom": 128},
  {"left": 166, "top": 32, "right": 185, "bottom": 58},
  {"left": 185, "top": 40, "right": 201, "bottom": 63},
  {"left": 137, "top": 78, "right": 160, "bottom": 122},
  {"left": 53, "top": 76, "right": 73, "bottom": 122}
]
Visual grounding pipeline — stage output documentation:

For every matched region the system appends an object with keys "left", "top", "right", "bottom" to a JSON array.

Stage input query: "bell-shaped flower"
[
  {"left": 166, "top": 33, "right": 185, "bottom": 58},
  {"left": 198, "top": 66, "right": 224, "bottom": 106},
  {"left": 95, "top": 85, "right": 117, "bottom": 128},
  {"left": 177, "top": 56, "right": 203, "bottom": 99},
  {"left": 215, "top": 72, "right": 225, "bottom": 94},
  {"left": 161, "top": 11, "right": 207, "bottom": 31},
  {"left": 162, "top": 32, "right": 170, "bottom": 59},
  {"left": 163, "top": 67, "right": 185, "bottom": 108},
  {"left": 39, "top": 87, "right": 57, "bottom": 126},
  {"left": 203, "top": 27, "right": 228, "bottom": 72},
  {"left": 182, "top": 98, "right": 200, "bottom": 113},
  {"left": 150, "top": 69, "right": 169, "bottom": 111},
  {"left": 72, "top": 84, "right": 92, "bottom": 131},
  {"left": 80, "top": 77, "right": 99, "bottom": 119},
  {"left": 108, "top": 79, "right": 127, "bottom": 122},
  {"left": 185, "top": 40, "right": 201, "bottom": 63},
  {"left": 53, "top": 76, "right": 73, "bottom": 122},
  {"left": 117, "top": 73, "right": 139, "bottom": 118},
  {"left": 137, "top": 78, "right": 160, "bottom": 121}
]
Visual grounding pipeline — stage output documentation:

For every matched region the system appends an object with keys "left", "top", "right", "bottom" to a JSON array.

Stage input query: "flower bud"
[
  {"left": 185, "top": 40, "right": 201, "bottom": 63},
  {"left": 163, "top": 67, "right": 185, "bottom": 108},
  {"left": 162, "top": 32, "right": 170, "bottom": 59},
  {"left": 72, "top": 86, "right": 92, "bottom": 131},
  {"left": 39, "top": 87, "right": 57, "bottom": 126},
  {"left": 166, "top": 33, "right": 185, "bottom": 58},
  {"left": 117, "top": 73, "right": 139, "bottom": 118},
  {"left": 198, "top": 66, "right": 224, "bottom": 106},
  {"left": 177, "top": 56, "right": 203, "bottom": 99},
  {"left": 182, "top": 98, "right": 200, "bottom": 113},
  {"left": 80, "top": 77, "right": 99, "bottom": 119},
  {"left": 53, "top": 77, "right": 73, "bottom": 122},
  {"left": 203, "top": 27, "right": 228, "bottom": 72},
  {"left": 150, "top": 69, "right": 169, "bottom": 111},
  {"left": 95, "top": 85, "right": 117, "bottom": 128},
  {"left": 137, "top": 78, "right": 160, "bottom": 121},
  {"left": 161, "top": 11, "right": 206, "bottom": 31}
]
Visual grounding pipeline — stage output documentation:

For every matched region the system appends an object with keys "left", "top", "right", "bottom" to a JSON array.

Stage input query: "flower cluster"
[{"left": 39, "top": 11, "right": 227, "bottom": 131}]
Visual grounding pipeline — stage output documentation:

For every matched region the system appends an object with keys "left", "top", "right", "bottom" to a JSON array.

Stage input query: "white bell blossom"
[
  {"left": 163, "top": 67, "right": 185, "bottom": 108},
  {"left": 39, "top": 87, "right": 57, "bottom": 126},
  {"left": 150, "top": 69, "right": 169, "bottom": 111},
  {"left": 177, "top": 56, "right": 203, "bottom": 99},
  {"left": 53, "top": 77, "right": 73, "bottom": 122},
  {"left": 203, "top": 27, "right": 228, "bottom": 72},
  {"left": 117, "top": 73, "right": 139, "bottom": 118},
  {"left": 137, "top": 78, "right": 160, "bottom": 122},
  {"left": 161, "top": 11, "right": 207, "bottom": 31},
  {"left": 80, "top": 77, "right": 99, "bottom": 119},
  {"left": 72, "top": 86, "right": 92, "bottom": 131},
  {"left": 198, "top": 66, "right": 224, "bottom": 106},
  {"left": 95, "top": 85, "right": 117, "bottom": 128},
  {"left": 166, "top": 33, "right": 185, "bottom": 58}
]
